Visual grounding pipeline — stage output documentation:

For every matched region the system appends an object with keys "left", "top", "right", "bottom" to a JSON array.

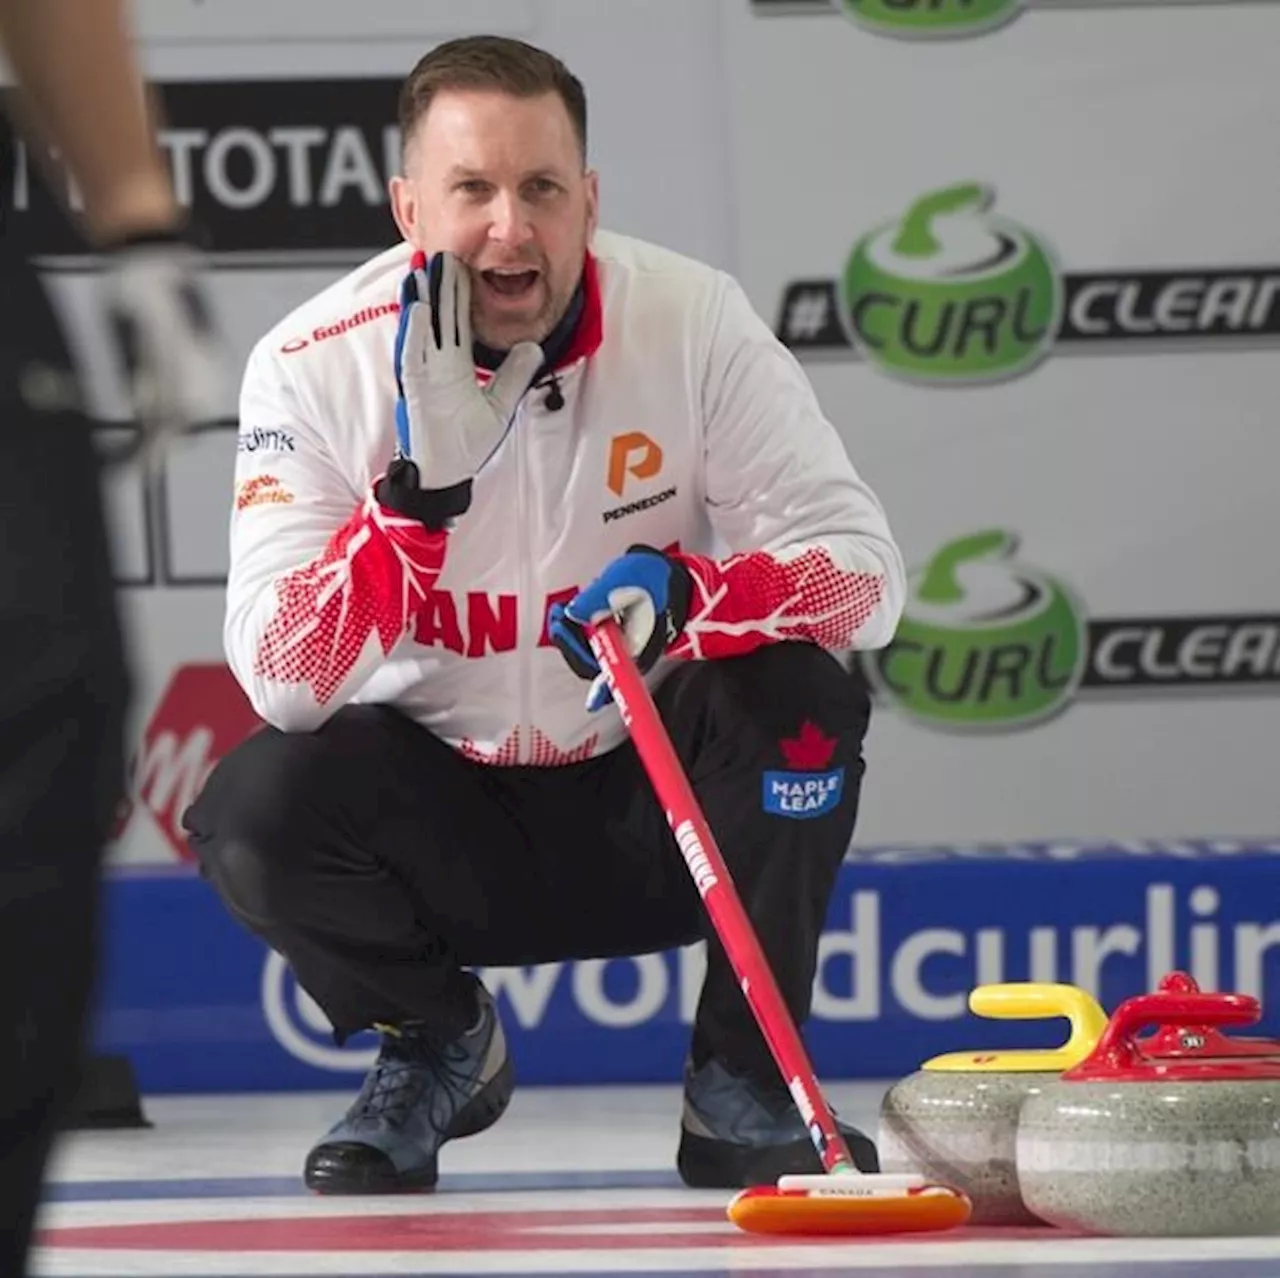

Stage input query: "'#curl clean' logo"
[
  {"left": 863, "top": 530, "right": 1086, "bottom": 730},
  {"left": 840, "top": 183, "right": 1060, "bottom": 384},
  {"left": 777, "top": 181, "right": 1280, "bottom": 377},
  {"left": 838, "top": 0, "right": 1022, "bottom": 37},
  {"left": 862, "top": 532, "right": 1280, "bottom": 732},
  {"left": 752, "top": 1, "right": 1250, "bottom": 42}
]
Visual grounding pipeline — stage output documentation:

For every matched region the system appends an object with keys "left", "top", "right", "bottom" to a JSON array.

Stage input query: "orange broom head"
[{"left": 727, "top": 1181, "right": 972, "bottom": 1237}]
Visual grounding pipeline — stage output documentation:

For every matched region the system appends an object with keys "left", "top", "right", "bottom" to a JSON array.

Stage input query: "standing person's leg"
[
  {"left": 182, "top": 704, "right": 705, "bottom": 1193},
  {"left": 0, "top": 260, "right": 131, "bottom": 1272},
  {"left": 641, "top": 641, "right": 880, "bottom": 1187}
]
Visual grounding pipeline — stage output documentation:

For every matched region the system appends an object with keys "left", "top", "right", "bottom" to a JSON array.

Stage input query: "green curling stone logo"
[
  {"left": 864, "top": 530, "right": 1087, "bottom": 730},
  {"left": 840, "top": 183, "right": 1062, "bottom": 384},
  {"left": 838, "top": 0, "right": 1023, "bottom": 38}
]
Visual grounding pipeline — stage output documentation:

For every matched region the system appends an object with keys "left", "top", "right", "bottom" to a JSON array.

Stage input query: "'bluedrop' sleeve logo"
[
  {"left": 838, "top": 0, "right": 1023, "bottom": 37},
  {"left": 863, "top": 530, "right": 1086, "bottom": 729},
  {"left": 839, "top": 183, "right": 1062, "bottom": 384}
]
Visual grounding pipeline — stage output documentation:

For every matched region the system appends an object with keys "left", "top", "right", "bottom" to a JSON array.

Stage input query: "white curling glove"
[
  {"left": 102, "top": 229, "right": 229, "bottom": 464},
  {"left": 393, "top": 250, "right": 544, "bottom": 492}
]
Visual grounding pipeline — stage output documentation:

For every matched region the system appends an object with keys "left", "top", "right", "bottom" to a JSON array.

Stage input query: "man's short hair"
[{"left": 399, "top": 34, "right": 588, "bottom": 164}]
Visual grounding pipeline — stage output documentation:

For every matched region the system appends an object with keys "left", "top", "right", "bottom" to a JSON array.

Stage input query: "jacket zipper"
[{"left": 514, "top": 403, "right": 532, "bottom": 764}]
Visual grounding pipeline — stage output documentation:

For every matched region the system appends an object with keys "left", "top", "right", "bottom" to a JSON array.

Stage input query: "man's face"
[{"left": 390, "top": 88, "right": 598, "bottom": 350}]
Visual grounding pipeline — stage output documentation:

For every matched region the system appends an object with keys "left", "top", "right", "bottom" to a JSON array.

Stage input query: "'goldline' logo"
[{"left": 778, "top": 182, "right": 1280, "bottom": 384}]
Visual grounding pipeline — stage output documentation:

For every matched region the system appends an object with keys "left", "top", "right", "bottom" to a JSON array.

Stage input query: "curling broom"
[{"left": 586, "top": 618, "right": 971, "bottom": 1237}]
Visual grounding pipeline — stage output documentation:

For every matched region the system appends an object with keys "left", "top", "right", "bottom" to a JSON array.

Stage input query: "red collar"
[{"left": 552, "top": 250, "right": 604, "bottom": 371}]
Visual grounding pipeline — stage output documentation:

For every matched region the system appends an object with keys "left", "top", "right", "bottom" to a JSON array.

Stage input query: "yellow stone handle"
[
  {"left": 921, "top": 982, "right": 1109, "bottom": 1073},
  {"left": 973, "top": 982, "right": 1108, "bottom": 1045}
]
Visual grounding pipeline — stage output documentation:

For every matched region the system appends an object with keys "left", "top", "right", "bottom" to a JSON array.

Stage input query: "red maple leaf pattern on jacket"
[
  {"left": 457, "top": 726, "right": 600, "bottom": 767},
  {"left": 669, "top": 546, "right": 884, "bottom": 660},
  {"left": 253, "top": 492, "right": 447, "bottom": 705}
]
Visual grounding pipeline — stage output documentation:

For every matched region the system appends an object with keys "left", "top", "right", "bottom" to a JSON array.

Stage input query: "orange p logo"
[{"left": 607, "top": 432, "right": 663, "bottom": 496}]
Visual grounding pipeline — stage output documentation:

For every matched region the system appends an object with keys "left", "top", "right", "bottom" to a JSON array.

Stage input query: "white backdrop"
[
  {"left": 13, "top": 0, "right": 1276, "bottom": 861},
  {"left": 722, "top": 0, "right": 1280, "bottom": 842}
]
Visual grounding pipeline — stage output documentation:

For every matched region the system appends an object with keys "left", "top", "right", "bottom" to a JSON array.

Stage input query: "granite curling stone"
[
  {"left": 1016, "top": 987, "right": 1280, "bottom": 1237},
  {"left": 878, "top": 982, "right": 1107, "bottom": 1225}
]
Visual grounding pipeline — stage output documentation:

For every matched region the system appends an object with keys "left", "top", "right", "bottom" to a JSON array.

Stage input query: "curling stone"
[
  {"left": 878, "top": 982, "right": 1107, "bottom": 1225},
  {"left": 1016, "top": 987, "right": 1280, "bottom": 1237}
]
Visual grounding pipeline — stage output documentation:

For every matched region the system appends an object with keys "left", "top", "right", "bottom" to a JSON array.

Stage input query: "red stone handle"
[{"left": 1085, "top": 992, "right": 1260, "bottom": 1073}]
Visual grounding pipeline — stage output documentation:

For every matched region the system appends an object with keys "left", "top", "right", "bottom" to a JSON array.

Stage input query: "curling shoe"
[
  {"left": 676, "top": 1056, "right": 879, "bottom": 1188},
  {"left": 304, "top": 981, "right": 513, "bottom": 1193}
]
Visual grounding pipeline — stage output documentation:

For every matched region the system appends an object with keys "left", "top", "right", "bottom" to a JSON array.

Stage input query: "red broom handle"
[{"left": 587, "top": 618, "right": 853, "bottom": 1176}]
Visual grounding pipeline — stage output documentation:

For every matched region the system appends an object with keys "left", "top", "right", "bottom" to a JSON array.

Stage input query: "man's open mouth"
[{"left": 481, "top": 267, "right": 540, "bottom": 298}]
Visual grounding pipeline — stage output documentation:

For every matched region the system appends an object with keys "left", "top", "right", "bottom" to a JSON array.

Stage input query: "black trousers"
[
  {"left": 185, "top": 642, "right": 871, "bottom": 1085},
  {"left": 0, "top": 252, "right": 130, "bottom": 1274}
]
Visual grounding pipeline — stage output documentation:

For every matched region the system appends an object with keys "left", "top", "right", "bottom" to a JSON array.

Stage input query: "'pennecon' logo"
[
  {"left": 837, "top": 0, "right": 1022, "bottom": 37},
  {"left": 778, "top": 182, "right": 1280, "bottom": 380},
  {"left": 863, "top": 530, "right": 1085, "bottom": 730},
  {"left": 840, "top": 183, "right": 1061, "bottom": 384},
  {"left": 863, "top": 531, "right": 1280, "bottom": 733}
]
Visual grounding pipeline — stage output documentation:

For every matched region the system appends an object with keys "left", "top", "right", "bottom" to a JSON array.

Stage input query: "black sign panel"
[
  {"left": 1082, "top": 616, "right": 1280, "bottom": 691},
  {"left": 1, "top": 78, "right": 404, "bottom": 258}
]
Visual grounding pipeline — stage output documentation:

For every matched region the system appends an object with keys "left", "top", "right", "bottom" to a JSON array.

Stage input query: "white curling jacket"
[{"left": 225, "top": 230, "right": 906, "bottom": 765}]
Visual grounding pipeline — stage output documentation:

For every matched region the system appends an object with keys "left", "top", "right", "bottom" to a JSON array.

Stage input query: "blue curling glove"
[{"left": 548, "top": 544, "right": 693, "bottom": 711}]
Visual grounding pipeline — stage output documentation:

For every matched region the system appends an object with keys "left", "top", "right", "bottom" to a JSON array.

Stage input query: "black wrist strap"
[{"left": 375, "top": 458, "right": 472, "bottom": 530}]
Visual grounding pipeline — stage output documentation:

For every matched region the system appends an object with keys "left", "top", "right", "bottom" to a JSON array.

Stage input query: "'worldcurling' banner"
[{"left": 94, "top": 844, "right": 1280, "bottom": 1092}]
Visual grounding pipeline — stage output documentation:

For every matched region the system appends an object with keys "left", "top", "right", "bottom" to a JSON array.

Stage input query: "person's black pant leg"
[
  {"left": 184, "top": 642, "right": 868, "bottom": 1091},
  {"left": 186, "top": 707, "right": 510, "bottom": 1041},
  {"left": 0, "top": 262, "right": 131, "bottom": 1275},
  {"left": 182, "top": 705, "right": 703, "bottom": 1044},
  {"left": 650, "top": 641, "right": 871, "bottom": 1085}
]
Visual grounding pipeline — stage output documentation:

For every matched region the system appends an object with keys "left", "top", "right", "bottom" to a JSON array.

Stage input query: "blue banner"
[{"left": 89, "top": 841, "right": 1280, "bottom": 1093}]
